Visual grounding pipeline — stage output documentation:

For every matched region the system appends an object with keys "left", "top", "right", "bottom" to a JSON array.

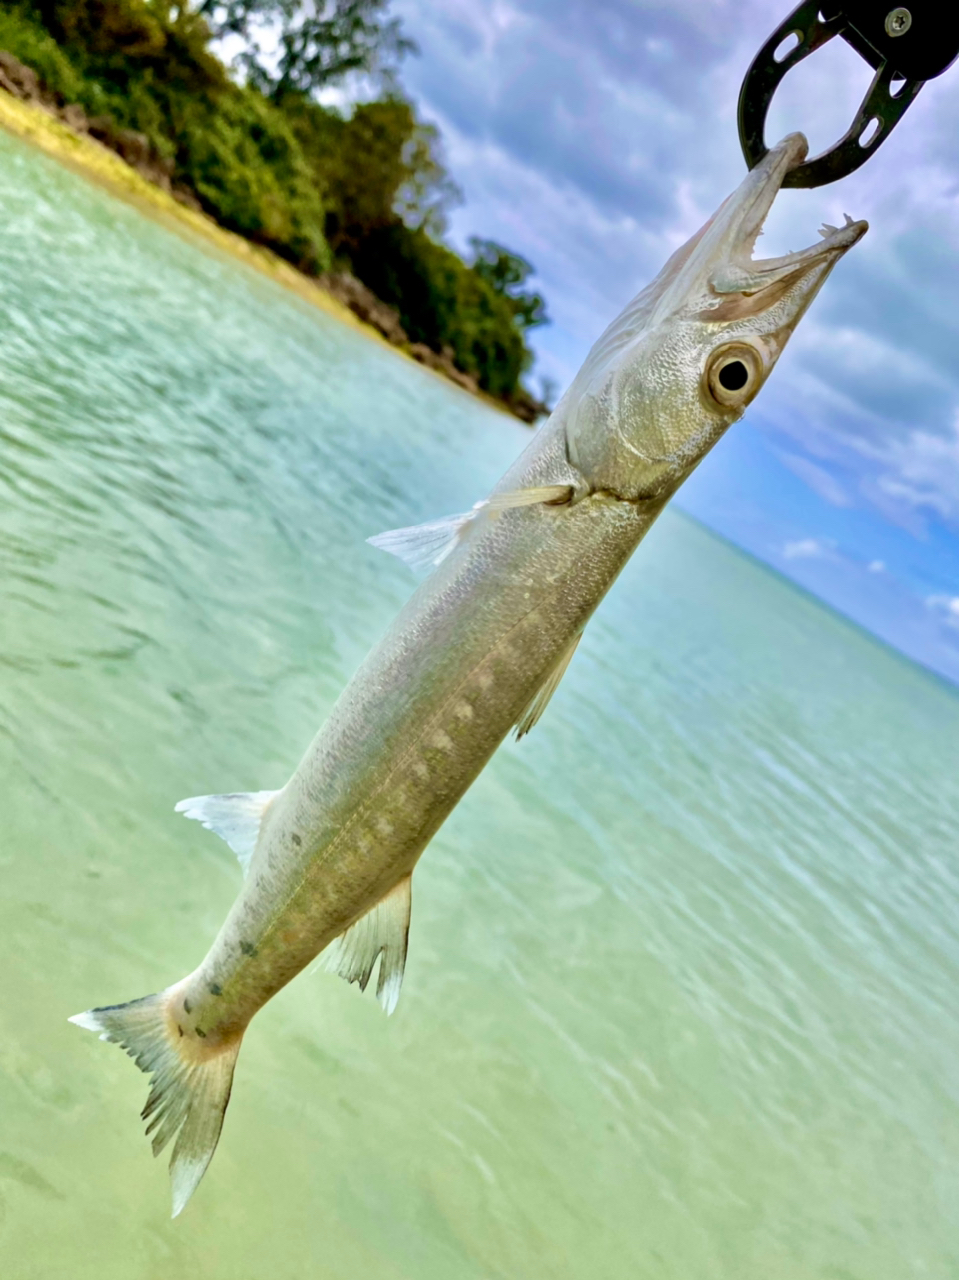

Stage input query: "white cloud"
[
  {"left": 926, "top": 594, "right": 959, "bottom": 629},
  {"left": 778, "top": 451, "right": 852, "bottom": 508},
  {"left": 867, "top": 560, "right": 885, "bottom": 574},
  {"left": 782, "top": 536, "right": 833, "bottom": 561},
  {"left": 874, "top": 416, "right": 959, "bottom": 523}
]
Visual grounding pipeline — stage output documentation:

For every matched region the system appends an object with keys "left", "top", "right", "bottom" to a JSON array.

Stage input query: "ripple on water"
[{"left": 0, "top": 127, "right": 958, "bottom": 1279}]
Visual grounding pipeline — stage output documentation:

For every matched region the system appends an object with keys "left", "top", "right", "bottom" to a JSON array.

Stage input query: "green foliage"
[
  {"left": 12, "top": 0, "right": 228, "bottom": 149},
  {"left": 0, "top": 4, "right": 87, "bottom": 101},
  {"left": 197, "top": 0, "right": 414, "bottom": 100},
  {"left": 178, "top": 87, "right": 330, "bottom": 270},
  {"left": 469, "top": 237, "right": 549, "bottom": 330},
  {"left": 0, "top": 0, "right": 546, "bottom": 403},
  {"left": 393, "top": 108, "right": 459, "bottom": 236},
  {"left": 284, "top": 94, "right": 459, "bottom": 251},
  {"left": 352, "top": 224, "right": 530, "bottom": 398},
  {"left": 32, "top": 0, "right": 225, "bottom": 97}
]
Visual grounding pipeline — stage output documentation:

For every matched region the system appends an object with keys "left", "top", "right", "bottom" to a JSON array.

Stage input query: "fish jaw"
[
  {"left": 654, "top": 133, "right": 867, "bottom": 327},
  {"left": 562, "top": 133, "right": 867, "bottom": 502}
]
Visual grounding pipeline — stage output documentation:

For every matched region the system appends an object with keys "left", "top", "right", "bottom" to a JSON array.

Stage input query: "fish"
[{"left": 70, "top": 132, "right": 866, "bottom": 1216}]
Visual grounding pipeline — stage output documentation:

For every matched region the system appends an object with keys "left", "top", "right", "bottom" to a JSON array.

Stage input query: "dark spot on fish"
[
  {"left": 208, "top": 982, "right": 222, "bottom": 996},
  {"left": 183, "top": 998, "right": 191, "bottom": 1014},
  {"left": 177, "top": 1024, "right": 184, "bottom": 1037},
  {"left": 195, "top": 1027, "right": 207, "bottom": 1038},
  {"left": 240, "top": 940, "right": 257, "bottom": 956},
  {"left": 291, "top": 833, "right": 301, "bottom": 846}
]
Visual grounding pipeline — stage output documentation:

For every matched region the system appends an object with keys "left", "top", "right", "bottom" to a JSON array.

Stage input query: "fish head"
[{"left": 563, "top": 133, "right": 867, "bottom": 502}]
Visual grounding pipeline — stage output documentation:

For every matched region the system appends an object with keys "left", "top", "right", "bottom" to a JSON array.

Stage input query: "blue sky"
[{"left": 377, "top": 0, "right": 959, "bottom": 685}]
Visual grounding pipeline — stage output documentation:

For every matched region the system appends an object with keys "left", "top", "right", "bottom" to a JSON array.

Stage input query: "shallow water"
[{"left": 1, "top": 128, "right": 958, "bottom": 1279}]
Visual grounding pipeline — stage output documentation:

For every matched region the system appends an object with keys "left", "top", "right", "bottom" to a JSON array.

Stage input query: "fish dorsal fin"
[
  {"left": 175, "top": 790, "right": 280, "bottom": 875},
  {"left": 368, "top": 484, "right": 572, "bottom": 574},
  {"left": 323, "top": 875, "right": 412, "bottom": 1016},
  {"left": 515, "top": 631, "right": 582, "bottom": 740}
]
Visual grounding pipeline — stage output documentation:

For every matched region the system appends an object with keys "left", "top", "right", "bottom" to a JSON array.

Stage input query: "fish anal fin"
[
  {"left": 324, "top": 875, "right": 412, "bottom": 1016},
  {"left": 368, "top": 484, "right": 573, "bottom": 574},
  {"left": 175, "top": 790, "right": 280, "bottom": 875},
  {"left": 515, "top": 631, "right": 582, "bottom": 740}
]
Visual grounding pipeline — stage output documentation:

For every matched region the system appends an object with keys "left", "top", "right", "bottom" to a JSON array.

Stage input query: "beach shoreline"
[{"left": 0, "top": 86, "right": 524, "bottom": 421}]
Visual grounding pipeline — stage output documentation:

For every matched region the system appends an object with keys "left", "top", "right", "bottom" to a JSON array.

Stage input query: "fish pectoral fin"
[
  {"left": 175, "top": 789, "right": 281, "bottom": 875},
  {"left": 323, "top": 874, "right": 412, "bottom": 1016},
  {"left": 367, "top": 484, "right": 573, "bottom": 574},
  {"left": 515, "top": 631, "right": 582, "bottom": 740},
  {"left": 483, "top": 484, "right": 574, "bottom": 511}
]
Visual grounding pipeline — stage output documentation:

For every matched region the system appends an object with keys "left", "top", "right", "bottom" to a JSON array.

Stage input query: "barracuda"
[{"left": 71, "top": 133, "right": 866, "bottom": 1215}]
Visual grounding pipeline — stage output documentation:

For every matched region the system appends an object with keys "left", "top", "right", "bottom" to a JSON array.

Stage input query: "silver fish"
[{"left": 71, "top": 133, "right": 866, "bottom": 1215}]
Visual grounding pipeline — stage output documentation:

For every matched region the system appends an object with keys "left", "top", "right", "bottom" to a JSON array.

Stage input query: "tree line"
[{"left": 0, "top": 0, "right": 549, "bottom": 410}]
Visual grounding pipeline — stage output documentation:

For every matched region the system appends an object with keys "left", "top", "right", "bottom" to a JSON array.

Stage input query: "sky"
[{"left": 370, "top": 0, "right": 959, "bottom": 686}]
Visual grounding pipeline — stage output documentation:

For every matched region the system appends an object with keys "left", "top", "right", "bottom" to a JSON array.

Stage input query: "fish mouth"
[{"left": 706, "top": 133, "right": 868, "bottom": 303}]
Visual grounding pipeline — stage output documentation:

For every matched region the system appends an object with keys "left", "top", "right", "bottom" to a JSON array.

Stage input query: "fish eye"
[
  {"left": 704, "top": 343, "right": 764, "bottom": 408},
  {"left": 719, "top": 360, "right": 748, "bottom": 391}
]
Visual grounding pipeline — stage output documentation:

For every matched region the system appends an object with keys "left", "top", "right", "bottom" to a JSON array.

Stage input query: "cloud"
[
  {"left": 926, "top": 594, "right": 959, "bottom": 630},
  {"left": 777, "top": 451, "right": 852, "bottom": 507},
  {"left": 874, "top": 416, "right": 959, "bottom": 523},
  {"left": 867, "top": 560, "right": 885, "bottom": 574},
  {"left": 782, "top": 536, "right": 833, "bottom": 561}
]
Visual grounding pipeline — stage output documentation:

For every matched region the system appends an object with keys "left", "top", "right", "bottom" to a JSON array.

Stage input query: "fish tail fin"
[{"left": 69, "top": 989, "right": 242, "bottom": 1217}]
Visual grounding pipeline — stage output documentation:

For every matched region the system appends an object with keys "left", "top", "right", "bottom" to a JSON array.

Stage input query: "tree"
[
  {"left": 393, "top": 113, "right": 460, "bottom": 238},
  {"left": 351, "top": 223, "right": 531, "bottom": 398},
  {"left": 469, "top": 238, "right": 549, "bottom": 330},
  {"left": 285, "top": 96, "right": 459, "bottom": 252},
  {"left": 196, "top": 0, "right": 415, "bottom": 99}
]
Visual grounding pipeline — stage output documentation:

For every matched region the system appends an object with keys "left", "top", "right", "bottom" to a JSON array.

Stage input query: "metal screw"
[{"left": 885, "top": 7, "right": 912, "bottom": 37}]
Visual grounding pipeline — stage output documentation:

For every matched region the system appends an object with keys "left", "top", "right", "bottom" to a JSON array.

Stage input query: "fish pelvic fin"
[
  {"left": 323, "top": 874, "right": 412, "bottom": 1016},
  {"left": 69, "top": 990, "right": 242, "bottom": 1217},
  {"left": 367, "top": 484, "right": 573, "bottom": 574},
  {"left": 175, "top": 789, "right": 280, "bottom": 875},
  {"left": 515, "top": 630, "right": 583, "bottom": 740}
]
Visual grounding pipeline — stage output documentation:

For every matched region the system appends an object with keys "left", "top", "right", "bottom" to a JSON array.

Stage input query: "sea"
[{"left": 0, "top": 127, "right": 957, "bottom": 1280}]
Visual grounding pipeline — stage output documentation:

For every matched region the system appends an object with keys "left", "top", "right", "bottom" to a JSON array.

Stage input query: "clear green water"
[{"left": 1, "top": 129, "right": 958, "bottom": 1280}]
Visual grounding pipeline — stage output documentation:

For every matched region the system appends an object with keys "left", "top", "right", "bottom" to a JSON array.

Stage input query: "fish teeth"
[{"left": 819, "top": 215, "right": 856, "bottom": 239}]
